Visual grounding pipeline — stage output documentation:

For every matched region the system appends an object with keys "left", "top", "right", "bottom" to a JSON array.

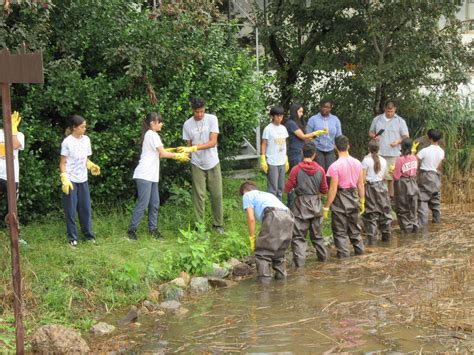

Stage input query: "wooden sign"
[{"left": 0, "top": 48, "right": 44, "bottom": 84}]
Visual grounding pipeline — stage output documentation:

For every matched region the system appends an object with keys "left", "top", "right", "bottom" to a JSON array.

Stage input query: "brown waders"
[
  {"left": 291, "top": 195, "right": 327, "bottom": 267},
  {"left": 394, "top": 177, "right": 419, "bottom": 233},
  {"left": 363, "top": 181, "right": 392, "bottom": 244},
  {"left": 255, "top": 208, "right": 294, "bottom": 280},
  {"left": 331, "top": 188, "right": 364, "bottom": 258},
  {"left": 418, "top": 170, "right": 441, "bottom": 226}
]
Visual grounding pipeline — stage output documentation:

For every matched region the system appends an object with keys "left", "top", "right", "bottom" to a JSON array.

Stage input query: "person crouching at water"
[
  {"left": 392, "top": 138, "right": 419, "bottom": 235},
  {"left": 361, "top": 140, "right": 392, "bottom": 245},
  {"left": 240, "top": 181, "right": 294, "bottom": 281},
  {"left": 284, "top": 142, "right": 328, "bottom": 267}
]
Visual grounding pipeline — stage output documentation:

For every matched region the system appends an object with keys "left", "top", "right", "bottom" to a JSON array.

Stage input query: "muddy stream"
[{"left": 91, "top": 207, "right": 474, "bottom": 353}]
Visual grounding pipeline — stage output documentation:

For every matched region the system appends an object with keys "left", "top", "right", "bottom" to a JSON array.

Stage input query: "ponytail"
[
  {"left": 368, "top": 139, "right": 381, "bottom": 174},
  {"left": 140, "top": 112, "right": 163, "bottom": 146}
]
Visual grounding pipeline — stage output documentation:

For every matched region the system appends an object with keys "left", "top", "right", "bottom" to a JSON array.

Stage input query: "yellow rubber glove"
[
  {"left": 177, "top": 146, "right": 198, "bottom": 154},
  {"left": 60, "top": 173, "right": 74, "bottom": 195},
  {"left": 359, "top": 198, "right": 365, "bottom": 215},
  {"left": 285, "top": 156, "right": 289, "bottom": 173},
  {"left": 173, "top": 152, "right": 190, "bottom": 163},
  {"left": 311, "top": 129, "right": 327, "bottom": 138},
  {"left": 165, "top": 147, "right": 177, "bottom": 153},
  {"left": 0, "top": 144, "right": 5, "bottom": 157},
  {"left": 323, "top": 207, "right": 329, "bottom": 220},
  {"left": 260, "top": 155, "right": 268, "bottom": 174},
  {"left": 249, "top": 235, "right": 256, "bottom": 254},
  {"left": 411, "top": 141, "right": 420, "bottom": 155},
  {"left": 11, "top": 111, "right": 21, "bottom": 135},
  {"left": 86, "top": 160, "right": 101, "bottom": 176},
  {"left": 388, "top": 165, "right": 395, "bottom": 175}
]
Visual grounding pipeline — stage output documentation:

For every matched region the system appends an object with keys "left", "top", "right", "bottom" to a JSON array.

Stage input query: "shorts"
[{"left": 382, "top": 156, "right": 397, "bottom": 181}]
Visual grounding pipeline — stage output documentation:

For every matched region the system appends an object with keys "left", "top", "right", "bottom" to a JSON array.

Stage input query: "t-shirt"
[
  {"left": 242, "top": 189, "right": 288, "bottom": 222},
  {"left": 183, "top": 113, "right": 220, "bottom": 170},
  {"left": 286, "top": 120, "right": 305, "bottom": 163},
  {"left": 133, "top": 130, "right": 163, "bottom": 182},
  {"left": 417, "top": 145, "right": 444, "bottom": 172},
  {"left": 306, "top": 113, "right": 342, "bottom": 152},
  {"left": 262, "top": 122, "right": 288, "bottom": 166},
  {"left": 326, "top": 155, "right": 362, "bottom": 189},
  {"left": 393, "top": 155, "right": 418, "bottom": 181},
  {"left": 369, "top": 114, "right": 409, "bottom": 157},
  {"left": 362, "top": 154, "right": 387, "bottom": 183},
  {"left": 0, "top": 130, "right": 25, "bottom": 183},
  {"left": 61, "top": 134, "right": 92, "bottom": 183}
]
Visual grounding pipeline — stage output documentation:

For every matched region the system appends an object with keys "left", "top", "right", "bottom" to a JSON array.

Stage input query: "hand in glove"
[
  {"left": 0, "top": 144, "right": 5, "bottom": 157},
  {"left": 388, "top": 165, "right": 395, "bottom": 175},
  {"left": 359, "top": 198, "right": 365, "bottom": 215},
  {"left": 165, "top": 147, "right": 177, "bottom": 153},
  {"left": 285, "top": 156, "right": 289, "bottom": 173},
  {"left": 411, "top": 141, "right": 420, "bottom": 155},
  {"left": 249, "top": 235, "right": 256, "bottom": 254},
  {"left": 86, "top": 160, "right": 101, "bottom": 176},
  {"left": 60, "top": 173, "right": 74, "bottom": 195},
  {"left": 173, "top": 152, "right": 190, "bottom": 163},
  {"left": 323, "top": 207, "right": 329, "bottom": 220},
  {"left": 260, "top": 155, "right": 268, "bottom": 174},
  {"left": 11, "top": 111, "right": 21, "bottom": 135},
  {"left": 311, "top": 129, "right": 327, "bottom": 138},
  {"left": 177, "top": 146, "right": 198, "bottom": 154}
]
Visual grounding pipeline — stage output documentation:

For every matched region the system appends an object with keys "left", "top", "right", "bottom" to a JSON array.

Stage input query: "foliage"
[{"left": 0, "top": 0, "right": 263, "bottom": 223}]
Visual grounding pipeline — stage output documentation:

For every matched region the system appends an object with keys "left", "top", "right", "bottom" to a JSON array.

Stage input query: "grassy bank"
[{"left": 0, "top": 174, "right": 330, "bottom": 350}]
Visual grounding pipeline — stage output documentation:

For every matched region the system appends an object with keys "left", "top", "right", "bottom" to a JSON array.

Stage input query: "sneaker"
[
  {"left": 127, "top": 230, "right": 137, "bottom": 241},
  {"left": 19, "top": 239, "right": 28, "bottom": 246},
  {"left": 69, "top": 240, "right": 78, "bottom": 247},
  {"left": 213, "top": 226, "right": 225, "bottom": 235},
  {"left": 87, "top": 238, "right": 96, "bottom": 244},
  {"left": 150, "top": 229, "right": 164, "bottom": 240}
]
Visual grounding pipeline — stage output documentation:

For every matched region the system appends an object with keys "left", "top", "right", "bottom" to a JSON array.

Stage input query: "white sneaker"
[{"left": 69, "top": 240, "right": 78, "bottom": 247}]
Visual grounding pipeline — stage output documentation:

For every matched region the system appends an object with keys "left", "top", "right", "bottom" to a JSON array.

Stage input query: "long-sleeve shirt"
[{"left": 285, "top": 160, "right": 328, "bottom": 195}]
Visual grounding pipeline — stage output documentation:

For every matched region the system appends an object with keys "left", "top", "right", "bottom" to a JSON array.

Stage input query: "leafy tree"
[{"left": 0, "top": 0, "right": 263, "bottom": 223}]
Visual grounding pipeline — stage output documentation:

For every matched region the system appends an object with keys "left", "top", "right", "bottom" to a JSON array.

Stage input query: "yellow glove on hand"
[
  {"left": 249, "top": 235, "right": 256, "bottom": 254},
  {"left": 177, "top": 146, "right": 198, "bottom": 154},
  {"left": 86, "top": 160, "right": 101, "bottom": 176},
  {"left": 411, "top": 141, "right": 420, "bottom": 155},
  {"left": 0, "top": 144, "right": 5, "bottom": 157},
  {"left": 173, "top": 152, "right": 190, "bottom": 163},
  {"left": 260, "top": 155, "right": 268, "bottom": 174},
  {"left": 165, "top": 147, "right": 177, "bottom": 153},
  {"left": 285, "top": 156, "right": 289, "bottom": 173},
  {"left": 60, "top": 172, "right": 74, "bottom": 195},
  {"left": 359, "top": 198, "right": 365, "bottom": 215},
  {"left": 11, "top": 111, "right": 21, "bottom": 135},
  {"left": 388, "top": 164, "right": 395, "bottom": 175},
  {"left": 323, "top": 207, "right": 329, "bottom": 220},
  {"left": 312, "top": 129, "right": 327, "bottom": 138}
]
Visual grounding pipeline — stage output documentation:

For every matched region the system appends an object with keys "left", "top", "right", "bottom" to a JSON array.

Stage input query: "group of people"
[{"left": 246, "top": 99, "right": 445, "bottom": 281}]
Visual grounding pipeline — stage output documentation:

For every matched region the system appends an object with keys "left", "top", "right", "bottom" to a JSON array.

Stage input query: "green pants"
[{"left": 191, "top": 163, "right": 224, "bottom": 227}]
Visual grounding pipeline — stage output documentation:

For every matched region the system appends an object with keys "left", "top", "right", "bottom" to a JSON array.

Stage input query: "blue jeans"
[
  {"left": 129, "top": 179, "right": 160, "bottom": 232},
  {"left": 267, "top": 164, "right": 285, "bottom": 200},
  {"left": 63, "top": 181, "right": 95, "bottom": 242}
]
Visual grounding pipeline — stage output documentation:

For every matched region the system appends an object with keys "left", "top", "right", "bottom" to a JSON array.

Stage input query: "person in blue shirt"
[
  {"left": 240, "top": 181, "right": 294, "bottom": 281},
  {"left": 306, "top": 99, "right": 342, "bottom": 173}
]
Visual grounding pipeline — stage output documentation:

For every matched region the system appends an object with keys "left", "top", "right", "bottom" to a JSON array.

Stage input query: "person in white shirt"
[
  {"left": 60, "top": 115, "right": 101, "bottom": 247},
  {"left": 178, "top": 97, "right": 225, "bottom": 234},
  {"left": 361, "top": 140, "right": 392, "bottom": 244},
  {"left": 260, "top": 106, "right": 289, "bottom": 200},
  {"left": 416, "top": 129, "right": 445, "bottom": 226},
  {"left": 0, "top": 111, "right": 26, "bottom": 245},
  {"left": 128, "top": 112, "right": 189, "bottom": 240}
]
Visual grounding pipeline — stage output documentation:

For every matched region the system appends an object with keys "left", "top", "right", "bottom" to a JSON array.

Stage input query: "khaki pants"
[{"left": 191, "top": 163, "right": 224, "bottom": 227}]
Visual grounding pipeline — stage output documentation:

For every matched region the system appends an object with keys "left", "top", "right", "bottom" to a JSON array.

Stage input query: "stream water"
[{"left": 92, "top": 209, "right": 474, "bottom": 353}]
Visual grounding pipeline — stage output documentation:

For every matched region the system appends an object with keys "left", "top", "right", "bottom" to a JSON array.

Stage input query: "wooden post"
[{"left": 0, "top": 48, "right": 43, "bottom": 355}]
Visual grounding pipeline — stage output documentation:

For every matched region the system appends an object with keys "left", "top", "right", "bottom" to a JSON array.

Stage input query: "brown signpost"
[{"left": 0, "top": 47, "right": 43, "bottom": 354}]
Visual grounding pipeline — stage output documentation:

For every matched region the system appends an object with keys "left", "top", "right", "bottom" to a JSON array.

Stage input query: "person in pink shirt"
[
  {"left": 392, "top": 138, "right": 419, "bottom": 234},
  {"left": 323, "top": 135, "right": 365, "bottom": 258}
]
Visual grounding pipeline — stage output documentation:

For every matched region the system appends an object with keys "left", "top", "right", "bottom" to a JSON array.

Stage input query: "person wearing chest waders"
[
  {"left": 392, "top": 138, "right": 419, "bottom": 235},
  {"left": 240, "top": 181, "right": 294, "bottom": 281},
  {"left": 285, "top": 142, "right": 328, "bottom": 267},
  {"left": 323, "top": 135, "right": 365, "bottom": 258},
  {"left": 361, "top": 140, "right": 392, "bottom": 245}
]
